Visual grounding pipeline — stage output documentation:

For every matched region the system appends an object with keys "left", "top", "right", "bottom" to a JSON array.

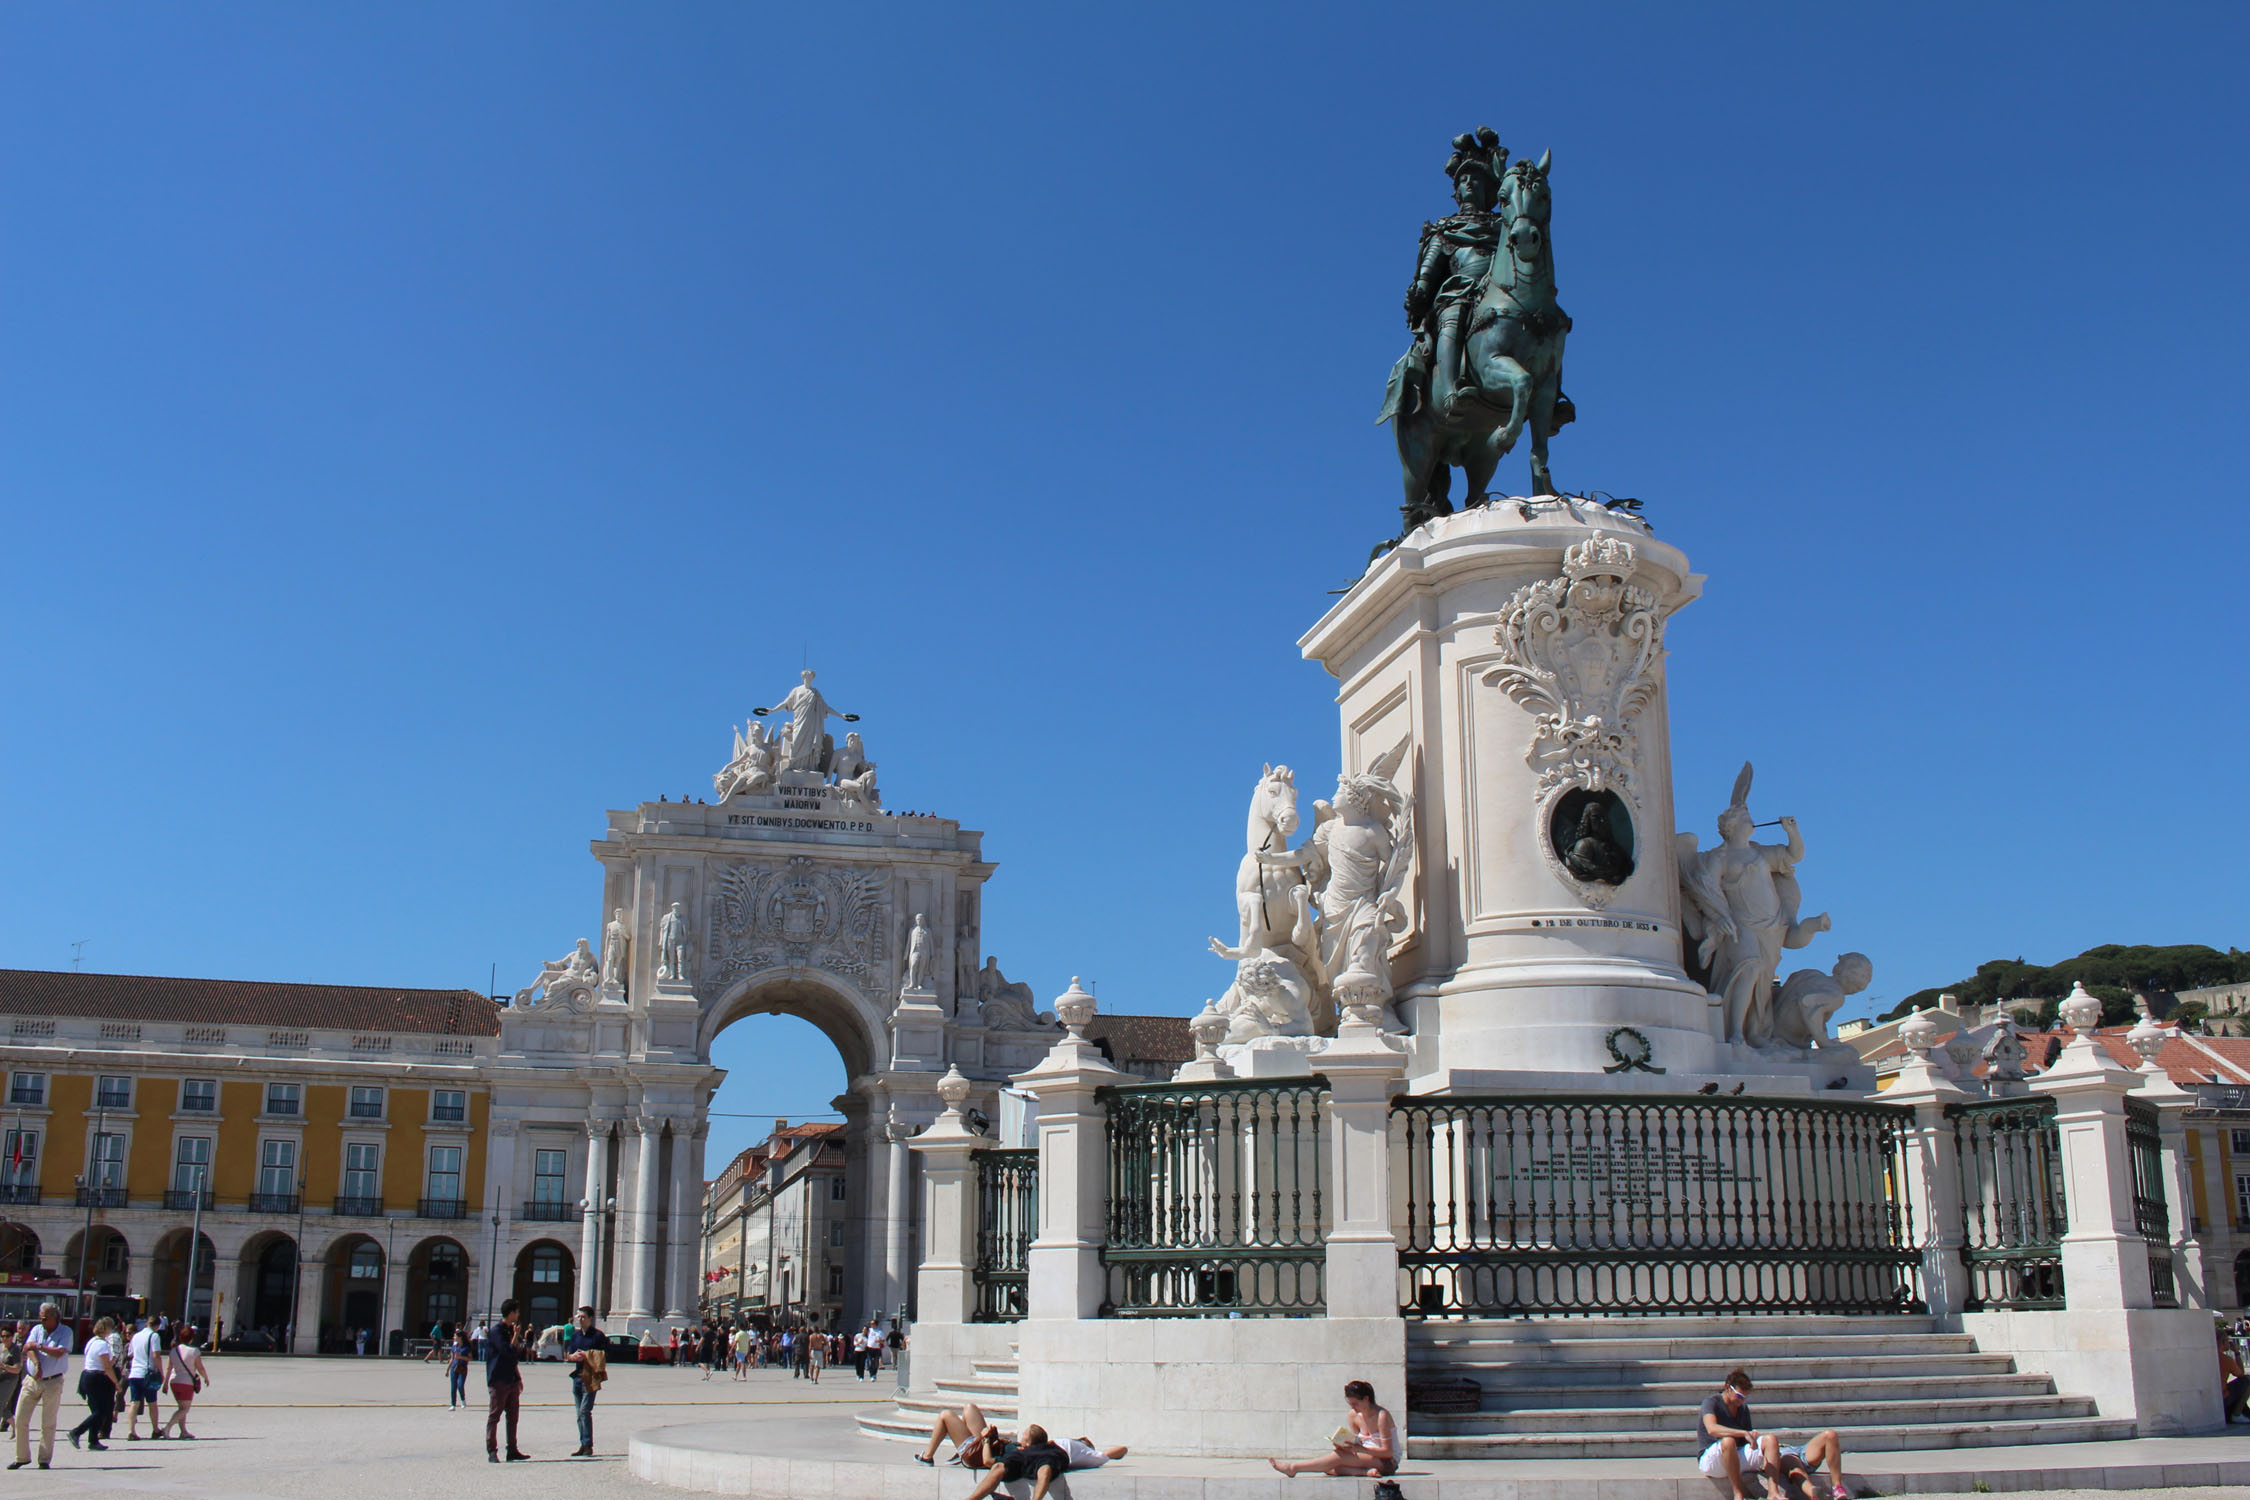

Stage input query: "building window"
[
  {"left": 4, "top": 1130, "right": 38, "bottom": 1187},
  {"left": 264, "top": 1083, "right": 301, "bottom": 1117},
  {"left": 101, "top": 1238, "right": 126, "bottom": 1273},
  {"left": 347, "top": 1086, "right": 384, "bottom": 1120},
  {"left": 828, "top": 1220, "right": 845, "bottom": 1248},
  {"left": 179, "top": 1079, "right": 217, "bottom": 1113},
  {"left": 827, "top": 1264, "right": 845, "bottom": 1296},
  {"left": 532, "top": 1149, "right": 566, "bottom": 1205},
  {"left": 830, "top": 1176, "right": 847, "bottom": 1201},
  {"left": 95, "top": 1076, "right": 131, "bottom": 1110},
  {"left": 349, "top": 1243, "right": 382, "bottom": 1279},
  {"left": 89, "top": 1132, "right": 125, "bottom": 1189},
  {"left": 259, "top": 1139, "right": 298, "bottom": 1196},
  {"left": 9, "top": 1073, "right": 45, "bottom": 1107},
  {"left": 529, "top": 1244, "right": 564, "bottom": 1285},
  {"left": 431, "top": 1090, "right": 466, "bottom": 1123},
  {"left": 2232, "top": 1130, "right": 2250, "bottom": 1156},
  {"left": 173, "top": 1137, "right": 212, "bottom": 1192},
  {"left": 345, "top": 1143, "right": 380, "bottom": 1199},
  {"left": 426, "top": 1146, "right": 462, "bottom": 1202}
]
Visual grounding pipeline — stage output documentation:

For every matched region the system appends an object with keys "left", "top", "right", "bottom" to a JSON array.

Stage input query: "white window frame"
[
  {"left": 343, "top": 1142, "right": 382, "bottom": 1199},
  {"left": 259, "top": 1138, "right": 299, "bottom": 1196},
  {"left": 531, "top": 1148, "right": 566, "bottom": 1204},
  {"left": 88, "top": 1130, "right": 126, "bottom": 1189},
  {"left": 425, "top": 1145, "right": 463, "bottom": 1202},
  {"left": 430, "top": 1090, "right": 467, "bottom": 1124},
  {"left": 4, "top": 1128, "right": 39, "bottom": 1188},
  {"left": 94, "top": 1075, "right": 132, "bottom": 1110},
  {"left": 178, "top": 1078, "right": 217, "bottom": 1114},
  {"left": 173, "top": 1136, "right": 213, "bottom": 1193},
  {"left": 347, "top": 1086, "right": 385, "bottom": 1121},
  {"left": 9, "top": 1073, "right": 46, "bottom": 1108},
  {"left": 264, "top": 1083, "right": 302, "bottom": 1118}
]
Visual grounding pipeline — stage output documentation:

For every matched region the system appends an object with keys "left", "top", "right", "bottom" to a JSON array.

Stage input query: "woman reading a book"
[{"left": 1268, "top": 1379, "right": 1398, "bottom": 1478}]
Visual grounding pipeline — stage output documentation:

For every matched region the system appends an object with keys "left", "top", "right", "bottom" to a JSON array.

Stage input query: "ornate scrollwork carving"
[
  {"left": 705, "top": 855, "right": 888, "bottom": 989},
  {"left": 1485, "top": 535, "right": 1669, "bottom": 798}
]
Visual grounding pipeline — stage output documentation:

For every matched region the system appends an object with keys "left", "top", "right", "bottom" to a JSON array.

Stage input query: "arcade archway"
[
  {"left": 63, "top": 1225, "right": 130, "bottom": 1298},
  {"left": 234, "top": 1230, "right": 298, "bottom": 1335},
  {"left": 406, "top": 1236, "right": 469, "bottom": 1337},
  {"left": 318, "top": 1233, "right": 386, "bottom": 1350},
  {"left": 0, "top": 1222, "right": 39, "bottom": 1274},
  {"left": 512, "top": 1240, "right": 575, "bottom": 1329},
  {"left": 147, "top": 1227, "right": 216, "bottom": 1328}
]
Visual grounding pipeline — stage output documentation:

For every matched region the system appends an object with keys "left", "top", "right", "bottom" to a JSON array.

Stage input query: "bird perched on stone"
[{"left": 1697, "top": 1082, "right": 1719, "bottom": 1095}]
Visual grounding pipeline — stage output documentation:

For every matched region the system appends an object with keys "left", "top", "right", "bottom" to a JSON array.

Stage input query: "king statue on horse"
[{"left": 1379, "top": 127, "right": 1577, "bottom": 537}]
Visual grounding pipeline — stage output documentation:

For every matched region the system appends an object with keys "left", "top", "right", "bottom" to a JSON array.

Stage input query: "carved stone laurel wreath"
[
  {"left": 1602, "top": 1025, "right": 1664, "bottom": 1074},
  {"left": 1485, "top": 536, "right": 1672, "bottom": 908}
]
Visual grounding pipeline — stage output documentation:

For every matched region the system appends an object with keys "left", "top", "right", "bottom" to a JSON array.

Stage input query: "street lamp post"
[
  {"left": 74, "top": 1096, "right": 111, "bottom": 1325},
  {"left": 377, "top": 1216, "right": 397, "bottom": 1356},
  {"left": 485, "top": 1211, "right": 504, "bottom": 1321},
  {"left": 289, "top": 1174, "right": 308, "bottom": 1352},
  {"left": 181, "top": 1165, "right": 208, "bottom": 1328}
]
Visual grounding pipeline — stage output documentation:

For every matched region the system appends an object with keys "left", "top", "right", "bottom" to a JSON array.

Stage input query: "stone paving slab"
[{"left": 629, "top": 1406, "right": 2250, "bottom": 1500}]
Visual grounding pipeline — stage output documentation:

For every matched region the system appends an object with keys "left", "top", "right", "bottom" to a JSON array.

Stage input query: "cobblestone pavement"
[{"left": 0, "top": 1352, "right": 880, "bottom": 1497}]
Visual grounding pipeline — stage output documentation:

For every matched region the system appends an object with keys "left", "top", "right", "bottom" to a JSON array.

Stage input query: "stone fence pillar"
[
  {"left": 2027, "top": 1006, "right": 2150, "bottom": 1312},
  {"left": 1882, "top": 1019, "right": 1973, "bottom": 1318},
  {"left": 2128, "top": 1017, "right": 2210, "bottom": 1310},
  {"left": 1015, "top": 980, "right": 1125, "bottom": 1321},
  {"left": 908, "top": 1066, "right": 988, "bottom": 1329},
  {"left": 1318, "top": 1015, "right": 1408, "bottom": 1319}
]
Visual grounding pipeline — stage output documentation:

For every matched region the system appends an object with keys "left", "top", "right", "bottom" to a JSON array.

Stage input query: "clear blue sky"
[{"left": 4, "top": 5, "right": 2244, "bottom": 1171}]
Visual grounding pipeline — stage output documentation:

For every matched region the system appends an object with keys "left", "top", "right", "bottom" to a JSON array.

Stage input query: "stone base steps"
[
  {"left": 1405, "top": 1314, "right": 2123, "bottom": 1462},
  {"left": 855, "top": 1353, "right": 1019, "bottom": 1443}
]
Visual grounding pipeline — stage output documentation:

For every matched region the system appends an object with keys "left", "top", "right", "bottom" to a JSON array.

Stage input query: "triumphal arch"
[{"left": 488, "top": 671, "right": 1059, "bottom": 1335}]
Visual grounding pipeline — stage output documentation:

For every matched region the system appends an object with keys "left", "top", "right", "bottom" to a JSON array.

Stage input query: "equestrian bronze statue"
[{"left": 1379, "top": 128, "right": 1575, "bottom": 533}]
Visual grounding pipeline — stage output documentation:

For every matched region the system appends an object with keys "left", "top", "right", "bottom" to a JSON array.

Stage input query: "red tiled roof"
[
  {"left": 1868, "top": 1019, "right": 2250, "bottom": 1085},
  {"left": 0, "top": 968, "right": 500, "bottom": 1038},
  {"left": 1087, "top": 1012, "right": 1194, "bottom": 1066}
]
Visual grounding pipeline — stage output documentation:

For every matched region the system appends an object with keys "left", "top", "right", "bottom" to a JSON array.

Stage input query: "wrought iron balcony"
[
  {"left": 332, "top": 1195, "right": 385, "bottom": 1217},
  {"left": 74, "top": 1185, "right": 127, "bottom": 1209},
  {"left": 418, "top": 1196, "right": 469, "bottom": 1220},
  {"left": 520, "top": 1200, "right": 575, "bottom": 1222},
  {"left": 246, "top": 1192, "right": 301, "bottom": 1214},
  {"left": 0, "top": 1184, "right": 40, "bottom": 1206},
  {"left": 163, "top": 1189, "right": 215, "bottom": 1212}
]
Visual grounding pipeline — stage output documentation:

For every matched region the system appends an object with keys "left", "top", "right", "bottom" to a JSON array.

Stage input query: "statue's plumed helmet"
[{"left": 1445, "top": 126, "right": 1507, "bottom": 187}]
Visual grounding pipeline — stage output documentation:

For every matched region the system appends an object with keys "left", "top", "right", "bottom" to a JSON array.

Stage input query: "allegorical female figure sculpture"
[{"left": 755, "top": 670, "right": 857, "bottom": 775}]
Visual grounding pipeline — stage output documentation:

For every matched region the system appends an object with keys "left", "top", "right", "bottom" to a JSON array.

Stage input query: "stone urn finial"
[
  {"left": 1054, "top": 977, "right": 1096, "bottom": 1041},
  {"left": 1942, "top": 1030, "right": 1982, "bottom": 1078},
  {"left": 2060, "top": 982, "right": 2103, "bottom": 1036},
  {"left": 1188, "top": 1000, "right": 1227, "bottom": 1062},
  {"left": 2126, "top": 1014, "right": 2168, "bottom": 1072},
  {"left": 936, "top": 1064, "right": 973, "bottom": 1116},
  {"left": 1899, "top": 1008, "right": 1939, "bottom": 1058}
]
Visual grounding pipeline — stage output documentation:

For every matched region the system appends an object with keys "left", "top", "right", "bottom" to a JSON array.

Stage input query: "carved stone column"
[
  {"left": 580, "top": 1123, "right": 611, "bottom": 1316},
  {"left": 624, "top": 1115, "right": 661, "bottom": 1319},
  {"left": 2129, "top": 1020, "right": 2210, "bottom": 1310},
  {"left": 908, "top": 1067, "right": 987, "bottom": 1328},
  {"left": 1318, "top": 1015, "right": 1408, "bottom": 1319},
  {"left": 1883, "top": 1014, "right": 1975, "bottom": 1317},
  {"left": 1015, "top": 981, "right": 1126, "bottom": 1320},
  {"left": 664, "top": 1120, "right": 705, "bottom": 1319},
  {"left": 884, "top": 1113, "right": 913, "bottom": 1321},
  {"left": 2028, "top": 996, "right": 2151, "bottom": 1311}
]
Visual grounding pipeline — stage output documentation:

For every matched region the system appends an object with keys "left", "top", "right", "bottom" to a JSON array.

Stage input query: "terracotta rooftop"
[
  {"left": 1865, "top": 1019, "right": 2250, "bottom": 1086},
  {"left": 0, "top": 968, "right": 500, "bottom": 1038}
]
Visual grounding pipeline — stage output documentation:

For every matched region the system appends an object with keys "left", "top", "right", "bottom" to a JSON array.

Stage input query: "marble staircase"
[
  {"left": 856, "top": 1349, "right": 1020, "bottom": 1443},
  {"left": 1405, "top": 1314, "right": 2134, "bottom": 1461}
]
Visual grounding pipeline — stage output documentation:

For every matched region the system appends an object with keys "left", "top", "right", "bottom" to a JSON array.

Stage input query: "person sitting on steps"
[
  {"left": 1268, "top": 1379, "right": 1398, "bottom": 1478},
  {"left": 1698, "top": 1369, "right": 1850, "bottom": 1500}
]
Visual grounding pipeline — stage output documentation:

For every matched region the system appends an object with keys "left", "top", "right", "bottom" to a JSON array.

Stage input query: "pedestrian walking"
[
  {"left": 66, "top": 1316, "right": 122, "bottom": 1452},
  {"left": 123, "top": 1316, "right": 163, "bottom": 1439},
  {"left": 446, "top": 1325, "right": 472, "bottom": 1408},
  {"left": 561, "top": 1306, "right": 606, "bottom": 1458},
  {"left": 157, "top": 1327, "right": 209, "bottom": 1440},
  {"left": 483, "top": 1300, "right": 529, "bottom": 1463},
  {"left": 731, "top": 1324, "right": 752, "bottom": 1380},
  {"left": 8, "top": 1305, "right": 71, "bottom": 1470},
  {"left": 0, "top": 1324, "right": 23, "bottom": 1433}
]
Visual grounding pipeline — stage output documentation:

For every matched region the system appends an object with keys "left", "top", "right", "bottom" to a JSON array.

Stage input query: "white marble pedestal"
[{"left": 1300, "top": 498, "right": 1724, "bottom": 1090}]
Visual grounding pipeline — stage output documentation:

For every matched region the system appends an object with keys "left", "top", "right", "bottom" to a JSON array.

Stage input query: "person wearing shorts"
[
  {"left": 123, "top": 1318, "right": 163, "bottom": 1439},
  {"left": 1697, "top": 1370, "right": 1850, "bottom": 1500},
  {"left": 158, "top": 1329, "right": 209, "bottom": 1440}
]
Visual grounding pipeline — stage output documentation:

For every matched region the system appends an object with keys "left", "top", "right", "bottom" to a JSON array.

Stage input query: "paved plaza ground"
[
  {"left": 5, "top": 1354, "right": 2245, "bottom": 1500},
  {"left": 0, "top": 1352, "right": 876, "bottom": 1498}
]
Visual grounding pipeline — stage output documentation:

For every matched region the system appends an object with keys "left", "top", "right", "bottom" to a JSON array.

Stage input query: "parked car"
[{"left": 219, "top": 1328, "right": 278, "bottom": 1352}]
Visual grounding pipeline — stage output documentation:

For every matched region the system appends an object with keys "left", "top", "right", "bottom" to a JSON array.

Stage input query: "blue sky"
[{"left": 4, "top": 4, "right": 2244, "bottom": 1170}]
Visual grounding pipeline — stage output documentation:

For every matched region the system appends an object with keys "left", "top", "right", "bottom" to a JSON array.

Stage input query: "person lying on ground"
[
  {"left": 912, "top": 1401, "right": 1010, "bottom": 1468},
  {"left": 1061, "top": 1434, "right": 1128, "bottom": 1469},
  {"left": 959, "top": 1423, "right": 1072, "bottom": 1500},
  {"left": 1766, "top": 1430, "right": 1849, "bottom": 1500},
  {"left": 1267, "top": 1379, "right": 1397, "bottom": 1478}
]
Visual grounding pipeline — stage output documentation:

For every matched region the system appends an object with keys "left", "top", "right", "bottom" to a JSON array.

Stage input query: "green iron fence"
[
  {"left": 1949, "top": 1095, "right": 2067, "bottom": 1310},
  {"left": 972, "top": 1148, "right": 1038, "bottom": 1323},
  {"left": 1100, "top": 1077, "right": 1328, "bottom": 1317},
  {"left": 2123, "top": 1097, "right": 2178, "bottom": 1309},
  {"left": 1391, "top": 1093, "right": 1922, "bottom": 1317}
]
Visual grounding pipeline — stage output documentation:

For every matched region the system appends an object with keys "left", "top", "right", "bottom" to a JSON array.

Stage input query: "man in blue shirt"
[
  {"left": 483, "top": 1300, "right": 528, "bottom": 1463},
  {"left": 560, "top": 1306, "right": 606, "bottom": 1458}
]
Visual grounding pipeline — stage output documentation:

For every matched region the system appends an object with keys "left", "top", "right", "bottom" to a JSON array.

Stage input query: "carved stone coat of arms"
[{"left": 705, "top": 856, "right": 888, "bottom": 990}]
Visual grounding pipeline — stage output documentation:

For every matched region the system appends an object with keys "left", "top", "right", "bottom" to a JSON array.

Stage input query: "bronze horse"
[{"left": 1379, "top": 152, "right": 1574, "bottom": 536}]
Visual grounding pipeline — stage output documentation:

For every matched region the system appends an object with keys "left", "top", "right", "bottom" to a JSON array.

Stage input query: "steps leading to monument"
[
  {"left": 855, "top": 1353, "right": 1020, "bottom": 1444},
  {"left": 1404, "top": 1316, "right": 2134, "bottom": 1461}
]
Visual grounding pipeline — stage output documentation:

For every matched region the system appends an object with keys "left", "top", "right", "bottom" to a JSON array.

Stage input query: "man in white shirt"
[
  {"left": 124, "top": 1317, "right": 164, "bottom": 1439},
  {"left": 10, "top": 1302, "right": 75, "bottom": 1470}
]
